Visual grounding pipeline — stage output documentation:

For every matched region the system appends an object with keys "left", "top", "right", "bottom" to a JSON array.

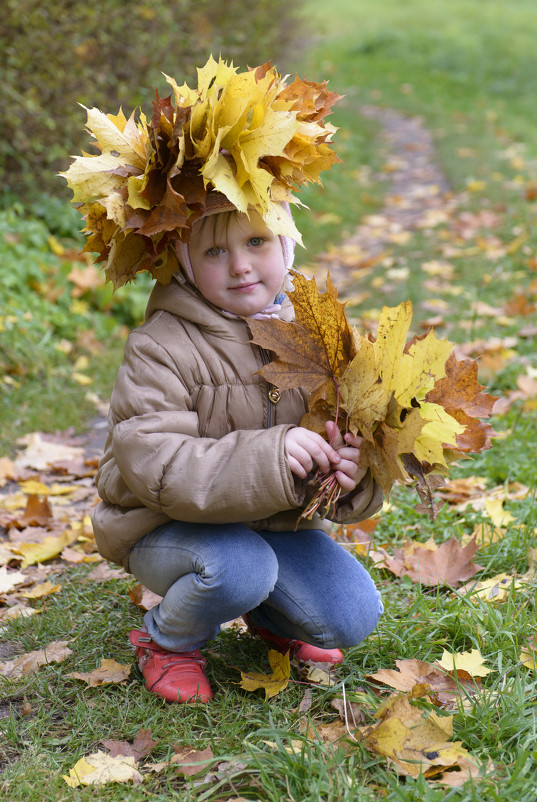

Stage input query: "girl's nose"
[{"left": 229, "top": 249, "right": 251, "bottom": 275}]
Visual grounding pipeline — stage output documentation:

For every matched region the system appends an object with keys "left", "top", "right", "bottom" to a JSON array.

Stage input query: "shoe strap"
[{"left": 130, "top": 629, "right": 160, "bottom": 649}]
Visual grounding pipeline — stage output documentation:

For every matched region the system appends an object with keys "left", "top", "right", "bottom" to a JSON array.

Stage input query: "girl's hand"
[
  {"left": 285, "top": 423, "right": 365, "bottom": 492},
  {"left": 324, "top": 421, "right": 365, "bottom": 492},
  {"left": 285, "top": 427, "right": 342, "bottom": 479}
]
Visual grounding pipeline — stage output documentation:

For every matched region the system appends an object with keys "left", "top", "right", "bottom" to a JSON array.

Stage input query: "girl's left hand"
[{"left": 325, "top": 421, "right": 365, "bottom": 493}]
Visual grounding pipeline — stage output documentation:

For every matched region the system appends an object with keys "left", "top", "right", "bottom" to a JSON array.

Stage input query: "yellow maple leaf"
[
  {"left": 19, "top": 581, "right": 62, "bottom": 599},
  {"left": 252, "top": 279, "right": 495, "bottom": 519},
  {"left": 362, "top": 693, "right": 470, "bottom": 779},
  {"left": 61, "top": 57, "right": 341, "bottom": 288},
  {"left": 519, "top": 637, "right": 537, "bottom": 671},
  {"left": 239, "top": 649, "right": 290, "bottom": 700},
  {"left": 483, "top": 497, "right": 516, "bottom": 527},
  {"left": 461, "top": 572, "right": 525, "bottom": 602},
  {"left": 14, "top": 530, "right": 79, "bottom": 568},
  {"left": 436, "top": 649, "right": 492, "bottom": 677},
  {"left": 63, "top": 751, "right": 143, "bottom": 787}
]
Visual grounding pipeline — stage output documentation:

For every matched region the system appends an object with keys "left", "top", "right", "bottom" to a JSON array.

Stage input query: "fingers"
[
  {"left": 285, "top": 427, "right": 341, "bottom": 478},
  {"left": 324, "top": 422, "right": 365, "bottom": 491},
  {"left": 285, "top": 425, "right": 366, "bottom": 491},
  {"left": 325, "top": 420, "right": 344, "bottom": 449}
]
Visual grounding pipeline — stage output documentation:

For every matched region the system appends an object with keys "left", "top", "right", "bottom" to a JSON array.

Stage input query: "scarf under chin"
[
  {"left": 221, "top": 291, "right": 286, "bottom": 320},
  {"left": 173, "top": 273, "right": 287, "bottom": 320}
]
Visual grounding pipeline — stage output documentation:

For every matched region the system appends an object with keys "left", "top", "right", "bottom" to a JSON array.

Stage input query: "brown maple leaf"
[
  {"left": 101, "top": 728, "right": 159, "bottom": 761},
  {"left": 367, "top": 658, "right": 481, "bottom": 709},
  {"left": 67, "top": 658, "right": 132, "bottom": 687},
  {"left": 21, "top": 495, "right": 53, "bottom": 527},
  {"left": 248, "top": 270, "right": 355, "bottom": 395},
  {"left": 426, "top": 352, "right": 497, "bottom": 452},
  {"left": 371, "top": 537, "right": 483, "bottom": 588},
  {"left": 129, "top": 583, "right": 163, "bottom": 611}
]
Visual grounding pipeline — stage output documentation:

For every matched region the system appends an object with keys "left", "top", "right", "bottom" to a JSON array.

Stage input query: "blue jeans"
[{"left": 128, "top": 521, "right": 383, "bottom": 653}]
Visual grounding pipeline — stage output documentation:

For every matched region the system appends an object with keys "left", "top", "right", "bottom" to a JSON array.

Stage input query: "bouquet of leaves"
[
  {"left": 60, "top": 56, "right": 342, "bottom": 288},
  {"left": 248, "top": 271, "right": 497, "bottom": 520}
]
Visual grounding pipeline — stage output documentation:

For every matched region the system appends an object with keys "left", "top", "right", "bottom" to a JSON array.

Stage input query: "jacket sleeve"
[{"left": 108, "top": 331, "right": 302, "bottom": 523}]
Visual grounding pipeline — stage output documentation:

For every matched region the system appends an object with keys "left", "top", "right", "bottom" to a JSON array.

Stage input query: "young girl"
[
  {"left": 63, "top": 58, "right": 384, "bottom": 703},
  {"left": 91, "top": 201, "right": 383, "bottom": 703}
]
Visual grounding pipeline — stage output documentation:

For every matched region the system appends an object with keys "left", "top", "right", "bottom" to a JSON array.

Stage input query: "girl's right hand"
[{"left": 284, "top": 427, "right": 341, "bottom": 479}]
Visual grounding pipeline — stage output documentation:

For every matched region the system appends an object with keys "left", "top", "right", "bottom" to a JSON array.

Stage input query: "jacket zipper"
[{"left": 260, "top": 347, "right": 279, "bottom": 429}]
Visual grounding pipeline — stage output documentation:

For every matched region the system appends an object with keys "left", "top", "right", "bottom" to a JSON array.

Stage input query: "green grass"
[{"left": 2, "top": 0, "right": 537, "bottom": 798}]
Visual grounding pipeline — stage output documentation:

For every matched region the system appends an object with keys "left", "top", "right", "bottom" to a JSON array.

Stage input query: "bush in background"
[{"left": 2, "top": 0, "right": 303, "bottom": 200}]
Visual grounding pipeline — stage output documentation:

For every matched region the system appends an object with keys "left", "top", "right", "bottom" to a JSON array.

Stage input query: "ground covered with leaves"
[{"left": 2, "top": 0, "right": 537, "bottom": 799}]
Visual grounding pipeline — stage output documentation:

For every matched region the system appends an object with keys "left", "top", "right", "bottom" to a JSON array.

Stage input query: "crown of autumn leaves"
[{"left": 60, "top": 56, "right": 343, "bottom": 289}]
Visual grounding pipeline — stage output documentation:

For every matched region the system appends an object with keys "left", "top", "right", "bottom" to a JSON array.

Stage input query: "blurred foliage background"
[{"left": 1, "top": 0, "right": 304, "bottom": 200}]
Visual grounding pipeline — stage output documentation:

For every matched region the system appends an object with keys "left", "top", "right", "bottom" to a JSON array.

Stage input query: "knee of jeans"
[
  {"left": 199, "top": 540, "right": 279, "bottom": 611},
  {"left": 320, "top": 590, "right": 383, "bottom": 649}
]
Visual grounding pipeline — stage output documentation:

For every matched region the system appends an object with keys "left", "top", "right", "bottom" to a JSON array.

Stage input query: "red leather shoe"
[
  {"left": 129, "top": 629, "right": 213, "bottom": 703},
  {"left": 242, "top": 615, "right": 344, "bottom": 665}
]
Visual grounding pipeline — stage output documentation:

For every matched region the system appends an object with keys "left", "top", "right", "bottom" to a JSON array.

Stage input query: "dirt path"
[{"left": 316, "top": 105, "right": 453, "bottom": 293}]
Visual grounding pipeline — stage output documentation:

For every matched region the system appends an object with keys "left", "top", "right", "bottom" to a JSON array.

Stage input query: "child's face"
[{"left": 188, "top": 211, "right": 286, "bottom": 316}]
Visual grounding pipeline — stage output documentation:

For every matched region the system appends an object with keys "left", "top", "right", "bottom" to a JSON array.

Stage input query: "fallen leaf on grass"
[
  {"left": 0, "top": 456, "right": 15, "bottom": 487},
  {"left": 519, "top": 636, "right": 537, "bottom": 671},
  {"left": 20, "top": 494, "right": 53, "bottom": 526},
  {"left": 367, "top": 658, "right": 481, "bottom": 709},
  {"left": 17, "top": 581, "right": 62, "bottom": 598},
  {"left": 437, "top": 475, "right": 489, "bottom": 504},
  {"left": 18, "top": 480, "right": 82, "bottom": 497},
  {"left": 360, "top": 693, "right": 477, "bottom": 781},
  {"left": 0, "top": 640, "right": 72, "bottom": 679},
  {"left": 304, "top": 665, "right": 334, "bottom": 685},
  {"left": 331, "top": 696, "right": 368, "bottom": 726},
  {"left": 0, "top": 603, "right": 40, "bottom": 624},
  {"left": 84, "top": 563, "right": 129, "bottom": 582},
  {"left": 460, "top": 572, "right": 528, "bottom": 602},
  {"left": 239, "top": 649, "right": 290, "bottom": 699},
  {"left": 482, "top": 496, "right": 516, "bottom": 528},
  {"left": 431, "top": 755, "right": 495, "bottom": 787},
  {"left": 129, "top": 583, "right": 163, "bottom": 610},
  {"left": 0, "top": 543, "right": 17, "bottom": 567},
  {"left": 436, "top": 649, "right": 491, "bottom": 677},
  {"left": 67, "top": 658, "right": 132, "bottom": 686},
  {"left": 305, "top": 719, "right": 355, "bottom": 745},
  {"left": 295, "top": 688, "right": 313, "bottom": 717},
  {"left": 60, "top": 546, "right": 102, "bottom": 564},
  {"left": 63, "top": 751, "right": 143, "bottom": 787},
  {"left": 13, "top": 530, "right": 79, "bottom": 568},
  {"left": 261, "top": 739, "right": 307, "bottom": 755},
  {"left": 369, "top": 537, "right": 483, "bottom": 587},
  {"left": 101, "top": 728, "right": 159, "bottom": 760},
  {"left": 0, "top": 566, "right": 28, "bottom": 594},
  {"left": 462, "top": 522, "right": 504, "bottom": 548},
  {"left": 146, "top": 745, "right": 215, "bottom": 777},
  {"left": 15, "top": 432, "right": 85, "bottom": 472}
]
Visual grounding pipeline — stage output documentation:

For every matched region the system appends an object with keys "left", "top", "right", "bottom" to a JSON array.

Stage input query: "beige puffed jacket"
[{"left": 91, "top": 276, "right": 383, "bottom": 570}]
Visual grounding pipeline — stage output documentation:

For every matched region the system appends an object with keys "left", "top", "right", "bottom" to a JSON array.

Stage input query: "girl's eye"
[
  {"left": 206, "top": 246, "right": 224, "bottom": 257},
  {"left": 249, "top": 237, "right": 264, "bottom": 247}
]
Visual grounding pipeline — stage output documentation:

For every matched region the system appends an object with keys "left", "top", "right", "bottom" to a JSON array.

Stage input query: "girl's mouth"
[{"left": 231, "top": 282, "right": 259, "bottom": 292}]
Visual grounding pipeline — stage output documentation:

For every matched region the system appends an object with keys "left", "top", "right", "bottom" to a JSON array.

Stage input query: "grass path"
[{"left": 312, "top": 105, "right": 453, "bottom": 294}]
